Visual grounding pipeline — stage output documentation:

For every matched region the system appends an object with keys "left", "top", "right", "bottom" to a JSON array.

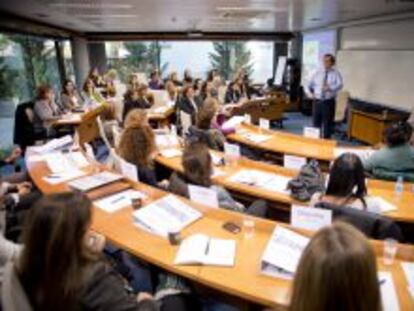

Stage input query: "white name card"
[
  {"left": 259, "top": 118, "right": 270, "bottom": 130},
  {"left": 224, "top": 142, "right": 241, "bottom": 159},
  {"left": 188, "top": 184, "right": 219, "bottom": 209},
  {"left": 244, "top": 113, "right": 252, "bottom": 124},
  {"left": 170, "top": 124, "right": 178, "bottom": 136},
  {"left": 120, "top": 157, "right": 139, "bottom": 182},
  {"left": 284, "top": 155, "right": 307, "bottom": 170},
  {"left": 291, "top": 205, "right": 332, "bottom": 231},
  {"left": 303, "top": 127, "right": 321, "bottom": 139}
]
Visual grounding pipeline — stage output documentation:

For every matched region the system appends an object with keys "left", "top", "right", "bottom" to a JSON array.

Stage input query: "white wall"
[
  {"left": 340, "top": 18, "right": 414, "bottom": 50},
  {"left": 335, "top": 17, "right": 414, "bottom": 111}
]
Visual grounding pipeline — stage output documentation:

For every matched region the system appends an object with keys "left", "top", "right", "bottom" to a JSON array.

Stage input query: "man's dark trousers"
[{"left": 312, "top": 99, "right": 336, "bottom": 139}]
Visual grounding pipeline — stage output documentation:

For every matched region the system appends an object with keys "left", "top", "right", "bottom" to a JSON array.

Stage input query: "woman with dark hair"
[
  {"left": 10, "top": 192, "right": 157, "bottom": 311},
  {"left": 168, "top": 142, "right": 267, "bottom": 217},
  {"left": 363, "top": 121, "right": 414, "bottom": 181},
  {"left": 87, "top": 67, "right": 106, "bottom": 88},
  {"left": 148, "top": 70, "right": 163, "bottom": 90},
  {"left": 289, "top": 222, "right": 381, "bottom": 311},
  {"left": 193, "top": 78, "right": 203, "bottom": 97},
  {"left": 81, "top": 78, "right": 105, "bottom": 106},
  {"left": 127, "top": 74, "right": 140, "bottom": 92},
  {"left": 311, "top": 153, "right": 381, "bottom": 212},
  {"left": 224, "top": 81, "right": 243, "bottom": 104},
  {"left": 61, "top": 79, "right": 84, "bottom": 111},
  {"left": 183, "top": 69, "right": 193, "bottom": 84},
  {"left": 122, "top": 85, "right": 152, "bottom": 122},
  {"left": 177, "top": 85, "right": 199, "bottom": 125}
]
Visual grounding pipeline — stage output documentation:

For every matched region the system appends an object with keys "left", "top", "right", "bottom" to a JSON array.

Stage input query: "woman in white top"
[
  {"left": 310, "top": 153, "right": 381, "bottom": 213},
  {"left": 61, "top": 79, "right": 84, "bottom": 111}
]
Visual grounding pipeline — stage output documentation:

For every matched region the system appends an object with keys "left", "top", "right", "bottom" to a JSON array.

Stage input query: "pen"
[
  {"left": 379, "top": 279, "right": 386, "bottom": 286},
  {"left": 111, "top": 196, "right": 126, "bottom": 204}
]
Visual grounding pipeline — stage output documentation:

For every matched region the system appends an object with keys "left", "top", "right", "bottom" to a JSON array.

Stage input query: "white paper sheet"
[
  {"left": 119, "top": 157, "right": 138, "bottom": 182},
  {"left": 284, "top": 155, "right": 307, "bottom": 170},
  {"left": 188, "top": 185, "right": 219, "bottom": 209},
  {"left": 379, "top": 271, "right": 400, "bottom": 311},
  {"left": 259, "top": 118, "right": 270, "bottom": 130},
  {"left": 94, "top": 189, "right": 147, "bottom": 213},
  {"left": 160, "top": 148, "right": 182, "bottom": 158},
  {"left": 43, "top": 169, "right": 86, "bottom": 185},
  {"left": 222, "top": 116, "right": 244, "bottom": 130},
  {"left": 303, "top": 127, "right": 321, "bottom": 139},
  {"left": 290, "top": 205, "right": 332, "bottom": 231}
]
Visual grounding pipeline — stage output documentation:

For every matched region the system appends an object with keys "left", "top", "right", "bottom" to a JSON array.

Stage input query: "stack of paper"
[
  {"left": 228, "top": 170, "right": 291, "bottom": 194},
  {"left": 67, "top": 171, "right": 123, "bottom": 192},
  {"left": 175, "top": 234, "right": 236, "bottom": 267},
  {"left": 222, "top": 116, "right": 244, "bottom": 130},
  {"left": 370, "top": 197, "right": 398, "bottom": 214},
  {"left": 43, "top": 170, "right": 86, "bottom": 185},
  {"left": 188, "top": 185, "right": 219, "bottom": 209},
  {"left": 45, "top": 151, "right": 89, "bottom": 173},
  {"left": 133, "top": 195, "right": 202, "bottom": 238},
  {"left": 30, "top": 135, "right": 73, "bottom": 154},
  {"left": 378, "top": 271, "right": 400, "bottom": 311},
  {"left": 94, "top": 189, "right": 147, "bottom": 213},
  {"left": 156, "top": 134, "right": 179, "bottom": 148},
  {"left": 334, "top": 147, "right": 375, "bottom": 161},
  {"left": 242, "top": 133, "right": 271, "bottom": 143},
  {"left": 261, "top": 226, "right": 310, "bottom": 280},
  {"left": 402, "top": 262, "right": 414, "bottom": 299},
  {"left": 160, "top": 149, "right": 182, "bottom": 158}
]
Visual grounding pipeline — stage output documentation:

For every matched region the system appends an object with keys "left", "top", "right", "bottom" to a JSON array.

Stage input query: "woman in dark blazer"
[{"left": 122, "top": 85, "right": 152, "bottom": 122}]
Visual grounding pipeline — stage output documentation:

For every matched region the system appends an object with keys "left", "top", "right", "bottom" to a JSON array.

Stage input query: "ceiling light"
[
  {"left": 76, "top": 14, "right": 138, "bottom": 18},
  {"left": 49, "top": 3, "right": 133, "bottom": 9}
]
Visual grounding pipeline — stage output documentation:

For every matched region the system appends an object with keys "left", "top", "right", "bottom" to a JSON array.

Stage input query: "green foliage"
[
  {"left": 110, "top": 42, "right": 168, "bottom": 82},
  {"left": 209, "top": 41, "right": 253, "bottom": 81}
]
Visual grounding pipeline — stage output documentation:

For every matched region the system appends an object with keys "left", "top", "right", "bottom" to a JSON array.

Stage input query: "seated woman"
[
  {"left": 117, "top": 119, "right": 158, "bottom": 187},
  {"left": 224, "top": 81, "right": 243, "bottom": 104},
  {"left": 102, "top": 69, "right": 117, "bottom": 98},
  {"left": 169, "top": 71, "right": 183, "bottom": 87},
  {"left": 188, "top": 98, "right": 226, "bottom": 151},
  {"left": 127, "top": 74, "right": 140, "bottom": 92},
  {"left": 87, "top": 67, "right": 106, "bottom": 88},
  {"left": 123, "top": 85, "right": 152, "bottom": 122},
  {"left": 124, "top": 108, "right": 149, "bottom": 129},
  {"left": 148, "top": 70, "right": 164, "bottom": 90},
  {"left": 196, "top": 81, "right": 218, "bottom": 105},
  {"left": 363, "top": 122, "right": 414, "bottom": 181},
  {"left": 183, "top": 69, "right": 193, "bottom": 85},
  {"left": 81, "top": 78, "right": 105, "bottom": 107},
  {"left": 177, "top": 85, "right": 199, "bottom": 125},
  {"left": 33, "top": 85, "right": 63, "bottom": 134},
  {"left": 193, "top": 78, "right": 203, "bottom": 98},
  {"left": 7, "top": 192, "right": 157, "bottom": 310},
  {"left": 289, "top": 222, "right": 380, "bottom": 311},
  {"left": 164, "top": 81, "right": 178, "bottom": 108},
  {"left": 168, "top": 142, "right": 267, "bottom": 217},
  {"left": 311, "top": 153, "right": 382, "bottom": 213},
  {"left": 61, "top": 79, "right": 84, "bottom": 111}
]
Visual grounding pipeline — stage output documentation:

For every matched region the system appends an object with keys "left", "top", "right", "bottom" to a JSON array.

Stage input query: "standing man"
[{"left": 308, "top": 54, "right": 343, "bottom": 138}]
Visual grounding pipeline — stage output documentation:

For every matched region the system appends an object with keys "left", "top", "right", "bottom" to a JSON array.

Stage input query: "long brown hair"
[
  {"left": 197, "top": 98, "right": 218, "bottom": 130},
  {"left": 182, "top": 142, "right": 213, "bottom": 187},
  {"left": 118, "top": 122, "right": 156, "bottom": 169},
  {"left": 19, "top": 192, "right": 97, "bottom": 311},
  {"left": 289, "top": 222, "right": 381, "bottom": 311}
]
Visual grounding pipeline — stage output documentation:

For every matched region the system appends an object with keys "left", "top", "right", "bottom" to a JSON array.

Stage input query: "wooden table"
[
  {"left": 227, "top": 123, "right": 337, "bottom": 170},
  {"left": 156, "top": 149, "right": 414, "bottom": 225},
  {"left": 25, "top": 152, "right": 414, "bottom": 310},
  {"left": 148, "top": 106, "right": 175, "bottom": 128},
  {"left": 348, "top": 109, "right": 406, "bottom": 145}
]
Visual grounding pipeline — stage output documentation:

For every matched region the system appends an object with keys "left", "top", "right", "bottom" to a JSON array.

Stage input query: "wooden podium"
[
  {"left": 231, "top": 92, "right": 287, "bottom": 124},
  {"left": 348, "top": 109, "right": 405, "bottom": 145}
]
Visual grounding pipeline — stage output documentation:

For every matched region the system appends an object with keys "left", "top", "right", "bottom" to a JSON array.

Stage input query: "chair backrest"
[
  {"left": 179, "top": 110, "right": 192, "bottom": 135},
  {"left": 135, "top": 72, "right": 148, "bottom": 85},
  {"left": 112, "top": 124, "right": 122, "bottom": 149},
  {"left": 335, "top": 90, "right": 350, "bottom": 122},
  {"left": 315, "top": 202, "right": 404, "bottom": 241},
  {"left": 150, "top": 90, "right": 168, "bottom": 108},
  {"left": 2, "top": 262, "right": 33, "bottom": 311},
  {"left": 96, "top": 116, "right": 112, "bottom": 150}
]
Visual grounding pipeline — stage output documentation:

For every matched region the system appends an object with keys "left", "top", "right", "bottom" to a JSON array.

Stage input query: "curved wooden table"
[{"left": 26, "top": 152, "right": 414, "bottom": 310}]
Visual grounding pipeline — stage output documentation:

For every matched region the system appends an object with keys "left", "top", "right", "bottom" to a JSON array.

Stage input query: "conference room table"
[
  {"left": 155, "top": 148, "right": 414, "bottom": 225},
  {"left": 227, "top": 123, "right": 340, "bottom": 171},
  {"left": 25, "top": 148, "right": 414, "bottom": 310}
]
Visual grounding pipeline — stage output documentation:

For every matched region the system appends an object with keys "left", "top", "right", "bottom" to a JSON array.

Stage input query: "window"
[
  {"left": 61, "top": 39, "right": 75, "bottom": 83},
  {"left": 105, "top": 40, "right": 274, "bottom": 84},
  {"left": 0, "top": 32, "right": 68, "bottom": 148}
]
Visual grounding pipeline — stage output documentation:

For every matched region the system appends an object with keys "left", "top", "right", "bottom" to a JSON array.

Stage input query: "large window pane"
[{"left": 105, "top": 40, "right": 274, "bottom": 84}]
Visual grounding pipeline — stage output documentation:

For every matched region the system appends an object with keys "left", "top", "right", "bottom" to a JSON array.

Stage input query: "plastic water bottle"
[{"left": 395, "top": 176, "right": 404, "bottom": 197}]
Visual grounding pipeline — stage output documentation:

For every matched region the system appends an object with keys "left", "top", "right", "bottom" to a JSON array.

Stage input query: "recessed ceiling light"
[
  {"left": 49, "top": 3, "right": 133, "bottom": 9},
  {"left": 76, "top": 14, "right": 137, "bottom": 18}
]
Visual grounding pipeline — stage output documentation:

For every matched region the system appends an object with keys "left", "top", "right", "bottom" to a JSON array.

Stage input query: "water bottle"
[{"left": 395, "top": 176, "right": 404, "bottom": 197}]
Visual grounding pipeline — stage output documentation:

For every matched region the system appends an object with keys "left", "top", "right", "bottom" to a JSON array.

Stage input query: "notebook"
[
  {"left": 67, "top": 171, "right": 123, "bottom": 192},
  {"left": 175, "top": 234, "right": 236, "bottom": 267}
]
